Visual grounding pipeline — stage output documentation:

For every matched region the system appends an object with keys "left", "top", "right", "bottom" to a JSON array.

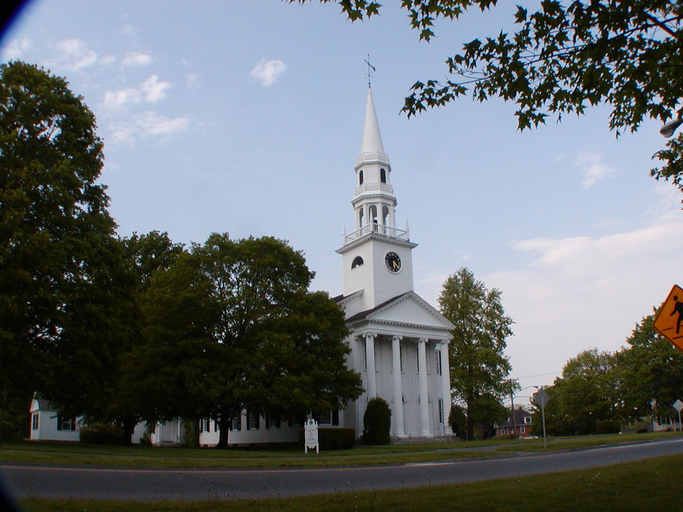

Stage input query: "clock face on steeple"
[{"left": 385, "top": 251, "right": 402, "bottom": 273}]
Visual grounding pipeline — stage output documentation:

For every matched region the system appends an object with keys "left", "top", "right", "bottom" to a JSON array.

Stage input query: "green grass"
[
  {"left": 1, "top": 431, "right": 678, "bottom": 468},
  {"left": 20, "top": 451, "right": 683, "bottom": 511}
]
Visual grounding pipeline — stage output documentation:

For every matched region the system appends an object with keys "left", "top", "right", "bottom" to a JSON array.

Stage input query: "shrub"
[
  {"left": 596, "top": 420, "right": 621, "bottom": 434},
  {"left": 448, "top": 404, "right": 467, "bottom": 439},
  {"left": 79, "top": 423, "right": 125, "bottom": 445},
  {"left": 363, "top": 397, "right": 392, "bottom": 445},
  {"left": 183, "top": 420, "right": 199, "bottom": 448},
  {"left": 298, "top": 427, "right": 355, "bottom": 451}
]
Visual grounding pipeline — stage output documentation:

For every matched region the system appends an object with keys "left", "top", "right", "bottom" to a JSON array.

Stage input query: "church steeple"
[
  {"left": 360, "top": 87, "right": 385, "bottom": 156},
  {"left": 337, "top": 86, "right": 417, "bottom": 310},
  {"left": 351, "top": 87, "right": 399, "bottom": 235}
]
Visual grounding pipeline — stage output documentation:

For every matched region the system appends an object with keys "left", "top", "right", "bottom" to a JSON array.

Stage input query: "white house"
[{"left": 30, "top": 86, "right": 454, "bottom": 445}]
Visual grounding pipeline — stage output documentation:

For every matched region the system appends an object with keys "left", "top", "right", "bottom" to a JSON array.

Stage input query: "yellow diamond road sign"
[{"left": 653, "top": 284, "right": 683, "bottom": 351}]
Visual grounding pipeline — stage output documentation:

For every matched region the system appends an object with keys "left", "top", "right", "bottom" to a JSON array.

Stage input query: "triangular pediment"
[{"left": 346, "top": 291, "right": 454, "bottom": 334}]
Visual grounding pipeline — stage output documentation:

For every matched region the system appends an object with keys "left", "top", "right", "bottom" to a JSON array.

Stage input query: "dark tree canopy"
[
  {"left": 0, "top": 61, "right": 131, "bottom": 418},
  {"left": 292, "top": 1, "right": 683, "bottom": 192},
  {"left": 129, "top": 234, "right": 363, "bottom": 448},
  {"left": 617, "top": 313, "right": 683, "bottom": 421}
]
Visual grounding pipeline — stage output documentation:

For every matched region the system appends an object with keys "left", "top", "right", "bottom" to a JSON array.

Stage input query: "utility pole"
[{"left": 509, "top": 385, "right": 516, "bottom": 438}]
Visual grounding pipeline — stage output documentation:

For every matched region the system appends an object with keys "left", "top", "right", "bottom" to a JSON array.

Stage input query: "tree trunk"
[
  {"left": 215, "top": 416, "right": 230, "bottom": 449},
  {"left": 122, "top": 417, "right": 136, "bottom": 446},
  {"left": 466, "top": 388, "right": 475, "bottom": 441}
]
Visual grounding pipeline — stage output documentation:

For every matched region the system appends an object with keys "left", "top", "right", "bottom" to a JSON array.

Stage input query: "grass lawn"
[
  {"left": 1, "top": 431, "right": 678, "bottom": 468},
  {"left": 19, "top": 450, "right": 683, "bottom": 512}
]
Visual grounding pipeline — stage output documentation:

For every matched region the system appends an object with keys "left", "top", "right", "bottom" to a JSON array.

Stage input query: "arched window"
[
  {"left": 359, "top": 170, "right": 364, "bottom": 185},
  {"left": 351, "top": 256, "right": 364, "bottom": 269},
  {"left": 358, "top": 208, "right": 364, "bottom": 226},
  {"left": 380, "top": 168, "right": 387, "bottom": 183},
  {"left": 382, "top": 205, "right": 389, "bottom": 226}
]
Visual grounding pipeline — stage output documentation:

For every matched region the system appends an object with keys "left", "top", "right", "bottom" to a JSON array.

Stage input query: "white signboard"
[{"left": 304, "top": 418, "right": 319, "bottom": 454}]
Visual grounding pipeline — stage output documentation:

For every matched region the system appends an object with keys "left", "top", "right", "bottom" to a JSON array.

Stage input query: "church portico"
[{"left": 347, "top": 316, "right": 453, "bottom": 438}]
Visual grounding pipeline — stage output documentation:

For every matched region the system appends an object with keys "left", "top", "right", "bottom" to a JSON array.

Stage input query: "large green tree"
[
  {"left": 549, "top": 348, "right": 619, "bottom": 435},
  {"left": 130, "top": 234, "right": 363, "bottom": 448},
  {"left": 616, "top": 314, "right": 683, "bottom": 423},
  {"left": 294, "top": 1, "right": 683, "bottom": 192},
  {"left": 438, "top": 267, "right": 513, "bottom": 440},
  {"left": 0, "top": 61, "right": 132, "bottom": 425}
]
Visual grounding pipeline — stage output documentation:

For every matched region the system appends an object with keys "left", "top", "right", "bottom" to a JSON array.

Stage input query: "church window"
[
  {"left": 246, "top": 411, "right": 260, "bottom": 430},
  {"left": 382, "top": 206, "right": 389, "bottom": 226},
  {"left": 359, "top": 208, "right": 364, "bottom": 227},
  {"left": 436, "top": 350, "right": 443, "bottom": 376},
  {"left": 362, "top": 339, "right": 368, "bottom": 370},
  {"left": 416, "top": 346, "right": 420, "bottom": 373},
  {"left": 359, "top": 170, "right": 364, "bottom": 185},
  {"left": 351, "top": 256, "right": 364, "bottom": 269},
  {"left": 57, "top": 416, "right": 75, "bottom": 431},
  {"left": 32, "top": 413, "right": 39, "bottom": 430},
  {"left": 400, "top": 346, "right": 404, "bottom": 372},
  {"left": 438, "top": 398, "right": 444, "bottom": 424},
  {"left": 318, "top": 411, "right": 332, "bottom": 425},
  {"left": 369, "top": 205, "right": 377, "bottom": 223},
  {"left": 380, "top": 168, "right": 387, "bottom": 183},
  {"left": 231, "top": 414, "right": 241, "bottom": 431}
]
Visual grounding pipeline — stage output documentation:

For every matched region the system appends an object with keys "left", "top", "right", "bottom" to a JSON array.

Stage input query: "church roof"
[
  {"left": 343, "top": 290, "right": 455, "bottom": 334},
  {"left": 360, "top": 86, "right": 385, "bottom": 156},
  {"left": 344, "top": 291, "right": 411, "bottom": 323}
]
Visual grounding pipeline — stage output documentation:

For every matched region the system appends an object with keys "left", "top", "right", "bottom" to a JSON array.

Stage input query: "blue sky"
[{"left": 3, "top": 0, "right": 682, "bottom": 403}]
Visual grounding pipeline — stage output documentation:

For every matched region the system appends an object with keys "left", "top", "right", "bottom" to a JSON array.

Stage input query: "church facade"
[
  {"left": 336, "top": 87, "right": 454, "bottom": 439},
  {"left": 29, "top": 87, "right": 454, "bottom": 444}
]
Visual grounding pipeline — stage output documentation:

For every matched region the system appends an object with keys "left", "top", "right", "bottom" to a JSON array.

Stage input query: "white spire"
[{"left": 360, "top": 87, "right": 385, "bottom": 155}]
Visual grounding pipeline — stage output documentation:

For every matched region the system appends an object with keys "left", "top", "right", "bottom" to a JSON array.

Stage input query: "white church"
[{"left": 29, "top": 87, "right": 455, "bottom": 445}]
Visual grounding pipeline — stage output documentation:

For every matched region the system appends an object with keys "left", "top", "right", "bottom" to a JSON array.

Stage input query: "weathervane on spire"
[{"left": 364, "top": 55, "right": 376, "bottom": 87}]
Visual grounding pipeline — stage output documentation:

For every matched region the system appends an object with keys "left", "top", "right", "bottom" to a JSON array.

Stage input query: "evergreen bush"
[
  {"left": 298, "top": 427, "right": 356, "bottom": 450},
  {"left": 79, "top": 423, "right": 125, "bottom": 445},
  {"left": 596, "top": 420, "right": 621, "bottom": 434},
  {"left": 363, "top": 397, "right": 392, "bottom": 445}
]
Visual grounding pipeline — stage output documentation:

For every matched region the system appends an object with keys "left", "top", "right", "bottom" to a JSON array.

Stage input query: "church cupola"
[{"left": 352, "top": 87, "right": 399, "bottom": 235}]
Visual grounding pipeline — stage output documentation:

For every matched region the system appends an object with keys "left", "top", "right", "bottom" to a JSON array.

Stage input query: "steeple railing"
[
  {"left": 354, "top": 181, "right": 394, "bottom": 197},
  {"left": 344, "top": 223, "right": 409, "bottom": 245},
  {"left": 356, "top": 150, "right": 389, "bottom": 167}
]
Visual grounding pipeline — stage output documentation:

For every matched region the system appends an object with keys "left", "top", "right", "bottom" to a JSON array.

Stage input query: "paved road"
[{"left": 2, "top": 438, "right": 683, "bottom": 502}]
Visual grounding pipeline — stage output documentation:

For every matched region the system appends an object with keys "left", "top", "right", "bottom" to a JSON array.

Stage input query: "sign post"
[
  {"left": 674, "top": 400, "right": 683, "bottom": 432},
  {"left": 653, "top": 284, "right": 683, "bottom": 352},
  {"left": 534, "top": 389, "right": 550, "bottom": 448},
  {"left": 304, "top": 418, "right": 319, "bottom": 454}
]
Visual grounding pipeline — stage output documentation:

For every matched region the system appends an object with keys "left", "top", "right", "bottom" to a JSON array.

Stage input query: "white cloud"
[
  {"left": 101, "top": 54, "right": 117, "bottom": 66},
  {"left": 102, "top": 75, "right": 171, "bottom": 109},
  {"left": 2, "top": 37, "right": 32, "bottom": 60},
  {"left": 186, "top": 73, "right": 200, "bottom": 89},
  {"left": 485, "top": 207, "right": 683, "bottom": 386},
  {"left": 110, "top": 111, "right": 189, "bottom": 146},
  {"left": 122, "top": 52, "right": 152, "bottom": 66},
  {"left": 140, "top": 75, "right": 170, "bottom": 102},
  {"left": 249, "top": 59, "right": 287, "bottom": 87},
  {"left": 53, "top": 38, "right": 97, "bottom": 70},
  {"left": 576, "top": 152, "right": 616, "bottom": 188}
]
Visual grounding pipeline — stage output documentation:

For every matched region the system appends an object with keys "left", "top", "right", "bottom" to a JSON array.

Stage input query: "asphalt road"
[{"left": 2, "top": 438, "right": 683, "bottom": 502}]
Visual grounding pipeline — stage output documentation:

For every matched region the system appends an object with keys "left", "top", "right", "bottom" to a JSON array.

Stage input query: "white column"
[
  {"left": 391, "top": 335, "right": 405, "bottom": 437},
  {"left": 440, "top": 341, "right": 453, "bottom": 435},
  {"left": 418, "top": 338, "right": 432, "bottom": 436},
  {"left": 365, "top": 333, "right": 376, "bottom": 398}
]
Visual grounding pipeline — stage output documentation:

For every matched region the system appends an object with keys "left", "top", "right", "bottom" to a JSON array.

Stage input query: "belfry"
[{"left": 337, "top": 86, "right": 454, "bottom": 439}]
